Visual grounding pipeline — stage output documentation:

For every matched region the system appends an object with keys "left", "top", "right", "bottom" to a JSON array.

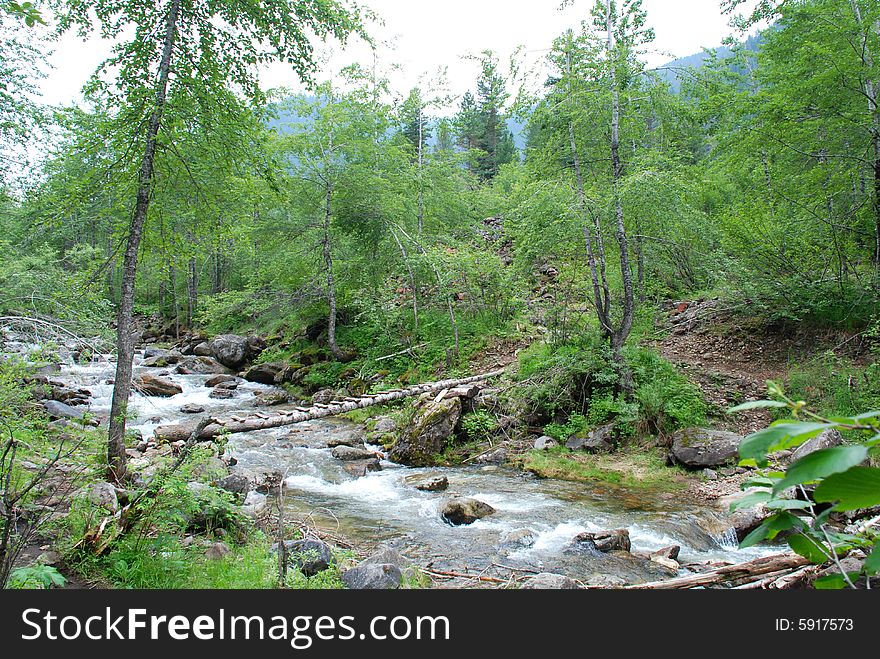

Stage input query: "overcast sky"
[{"left": 38, "top": 0, "right": 751, "bottom": 108}]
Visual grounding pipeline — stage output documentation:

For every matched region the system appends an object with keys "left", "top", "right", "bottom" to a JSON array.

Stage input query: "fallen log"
[
  {"left": 154, "top": 368, "right": 506, "bottom": 442},
  {"left": 616, "top": 553, "right": 811, "bottom": 590}
]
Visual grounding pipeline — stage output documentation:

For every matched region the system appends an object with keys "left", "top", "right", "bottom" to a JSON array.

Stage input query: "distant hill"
[{"left": 654, "top": 33, "right": 763, "bottom": 92}]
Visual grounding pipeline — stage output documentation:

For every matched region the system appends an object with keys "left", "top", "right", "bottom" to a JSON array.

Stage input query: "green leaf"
[
  {"left": 729, "top": 490, "right": 771, "bottom": 512},
  {"left": 813, "top": 574, "right": 847, "bottom": 590},
  {"left": 773, "top": 446, "right": 869, "bottom": 494},
  {"left": 864, "top": 542, "right": 880, "bottom": 576},
  {"left": 814, "top": 467, "right": 880, "bottom": 510},
  {"left": 787, "top": 534, "right": 830, "bottom": 564},
  {"left": 852, "top": 411, "right": 880, "bottom": 421},
  {"left": 728, "top": 400, "right": 788, "bottom": 413},
  {"left": 765, "top": 499, "right": 813, "bottom": 510},
  {"left": 738, "top": 422, "right": 832, "bottom": 465},
  {"left": 739, "top": 511, "right": 804, "bottom": 549}
]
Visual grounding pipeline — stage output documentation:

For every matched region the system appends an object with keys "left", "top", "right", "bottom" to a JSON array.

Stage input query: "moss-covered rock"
[{"left": 389, "top": 397, "right": 462, "bottom": 467}]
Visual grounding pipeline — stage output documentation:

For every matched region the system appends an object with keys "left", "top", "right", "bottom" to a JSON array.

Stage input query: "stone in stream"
[
  {"left": 439, "top": 497, "right": 495, "bottom": 526},
  {"left": 327, "top": 435, "right": 362, "bottom": 449},
  {"left": 193, "top": 342, "right": 213, "bottom": 357},
  {"left": 141, "top": 350, "right": 183, "bottom": 368},
  {"left": 414, "top": 476, "right": 449, "bottom": 492},
  {"left": 668, "top": 428, "right": 745, "bottom": 469},
  {"left": 134, "top": 373, "right": 182, "bottom": 397},
  {"left": 205, "top": 374, "right": 236, "bottom": 387},
  {"left": 209, "top": 388, "right": 236, "bottom": 399},
  {"left": 342, "top": 563, "right": 403, "bottom": 590},
  {"left": 180, "top": 403, "right": 205, "bottom": 414},
  {"left": 175, "top": 356, "right": 232, "bottom": 375},
  {"left": 343, "top": 458, "right": 381, "bottom": 477},
  {"left": 522, "top": 573, "right": 580, "bottom": 589},
  {"left": 390, "top": 397, "right": 462, "bottom": 467},
  {"left": 331, "top": 446, "right": 377, "bottom": 461},
  {"left": 571, "top": 529, "right": 631, "bottom": 553},
  {"left": 499, "top": 528, "right": 537, "bottom": 548}
]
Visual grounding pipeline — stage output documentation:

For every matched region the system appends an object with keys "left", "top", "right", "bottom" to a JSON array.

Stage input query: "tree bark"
[
  {"left": 106, "top": 0, "right": 181, "bottom": 484},
  {"left": 323, "top": 182, "right": 343, "bottom": 359},
  {"left": 154, "top": 369, "right": 506, "bottom": 442},
  {"left": 391, "top": 228, "right": 419, "bottom": 332}
]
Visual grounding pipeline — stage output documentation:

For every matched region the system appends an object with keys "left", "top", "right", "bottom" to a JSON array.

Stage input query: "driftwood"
[
  {"left": 613, "top": 553, "right": 812, "bottom": 590},
  {"left": 154, "top": 369, "right": 506, "bottom": 442}
]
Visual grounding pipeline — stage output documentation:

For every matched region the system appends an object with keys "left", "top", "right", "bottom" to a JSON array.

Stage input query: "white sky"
[{"left": 38, "top": 0, "right": 750, "bottom": 109}]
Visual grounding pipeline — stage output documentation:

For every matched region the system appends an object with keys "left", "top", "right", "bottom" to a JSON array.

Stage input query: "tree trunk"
[
  {"left": 391, "top": 228, "right": 419, "bottom": 332},
  {"left": 187, "top": 255, "right": 197, "bottom": 329},
  {"left": 154, "top": 369, "right": 506, "bottom": 442},
  {"left": 606, "top": 1, "right": 635, "bottom": 395},
  {"left": 106, "top": 0, "right": 181, "bottom": 484},
  {"left": 417, "top": 103, "right": 424, "bottom": 234},
  {"left": 323, "top": 183, "right": 343, "bottom": 359}
]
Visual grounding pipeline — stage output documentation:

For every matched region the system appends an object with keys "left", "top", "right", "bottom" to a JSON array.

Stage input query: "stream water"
[{"left": 45, "top": 348, "right": 774, "bottom": 583}]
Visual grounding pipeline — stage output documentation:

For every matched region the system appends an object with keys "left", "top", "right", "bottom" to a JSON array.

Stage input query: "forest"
[{"left": 1, "top": 0, "right": 879, "bottom": 591}]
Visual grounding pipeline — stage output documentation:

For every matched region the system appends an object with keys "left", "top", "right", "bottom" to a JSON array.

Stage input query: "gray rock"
[
  {"left": 143, "top": 347, "right": 168, "bottom": 359},
  {"left": 373, "top": 417, "right": 397, "bottom": 434},
  {"left": 180, "top": 403, "right": 205, "bottom": 414},
  {"left": 175, "top": 356, "right": 232, "bottom": 375},
  {"left": 522, "top": 573, "right": 580, "bottom": 589},
  {"left": 534, "top": 435, "right": 558, "bottom": 450},
  {"left": 87, "top": 482, "right": 119, "bottom": 513},
  {"left": 281, "top": 539, "right": 335, "bottom": 577},
  {"left": 439, "top": 497, "right": 496, "bottom": 525},
  {"left": 572, "top": 529, "right": 631, "bottom": 552},
  {"left": 389, "top": 397, "right": 462, "bottom": 467},
  {"left": 312, "top": 388, "right": 335, "bottom": 405},
  {"left": 193, "top": 342, "right": 213, "bottom": 357},
  {"left": 42, "top": 400, "right": 87, "bottom": 421},
  {"left": 205, "top": 374, "right": 237, "bottom": 387},
  {"left": 343, "top": 458, "right": 382, "bottom": 477},
  {"left": 205, "top": 542, "right": 231, "bottom": 560},
  {"left": 415, "top": 476, "right": 449, "bottom": 492},
  {"left": 791, "top": 429, "right": 844, "bottom": 462},
  {"left": 475, "top": 447, "right": 507, "bottom": 465},
  {"left": 253, "top": 390, "right": 290, "bottom": 406},
  {"left": 209, "top": 388, "right": 236, "bottom": 399},
  {"left": 240, "top": 491, "right": 268, "bottom": 517},
  {"left": 209, "top": 334, "right": 251, "bottom": 370},
  {"left": 331, "top": 446, "right": 377, "bottom": 461},
  {"left": 500, "top": 528, "right": 537, "bottom": 548},
  {"left": 669, "top": 428, "right": 744, "bottom": 469},
  {"left": 216, "top": 473, "right": 250, "bottom": 496},
  {"left": 243, "top": 362, "right": 285, "bottom": 385},
  {"left": 342, "top": 563, "right": 402, "bottom": 590},
  {"left": 327, "top": 435, "right": 362, "bottom": 449},
  {"left": 566, "top": 423, "right": 615, "bottom": 453}
]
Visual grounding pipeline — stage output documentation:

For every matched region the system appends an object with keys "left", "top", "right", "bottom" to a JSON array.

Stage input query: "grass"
[{"left": 517, "top": 446, "right": 690, "bottom": 491}]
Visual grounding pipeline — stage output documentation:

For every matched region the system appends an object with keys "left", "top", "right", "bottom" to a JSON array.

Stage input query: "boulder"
[
  {"left": 42, "top": 400, "right": 89, "bottom": 422},
  {"left": 243, "top": 362, "right": 285, "bottom": 385},
  {"left": 343, "top": 458, "right": 382, "bottom": 477},
  {"left": 134, "top": 373, "right": 182, "bottom": 397},
  {"left": 193, "top": 342, "right": 213, "bottom": 357},
  {"left": 87, "top": 482, "right": 119, "bottom": 513},
  {"left": 791, "top": 429, "right": 844, "bottom": 462},
  {"left": 143, "top": 346, "right": 168, "bottom": 359},
  {"left": 669, "top": 428, "right": 744, "bottom": 469},
  {"left": 439, "top": 497, "right": 495, "bottom": 526},
  {"left": 279, "top": 539, "right": 335, "bottom": 577},
  {"left": 205, "top": 542, "right": 231, "bottom": 560},
  {"left": 500, "top": 528, "right": 537, "bottom": 548},
  {"left": 327, "top": 436, "right": 362, "bottom": 449},
  {"left": 253, "top": 390, "right": 290, "bottom": 406},
  {"left": 312, "top": 388, "right": 335, "bottom": 405},
  {"left": 566, "top": 423, "right": 615, "bottom": 453},
  {"left": 180, "top": 404, "right": 205, "bottom": 414},
  {"left": 205, "top": 374, "right": 237, "bottom": 388},
  {"left": 390, "top": 397, "right": 462, "bottom": 467},
  {"left": 342, "top": 563, "right": 402, "bottom": 590},
  {"left": 475, "top": 447, "right": 507, "bottom": 465},
  {"left": 141, "top": 351, "right": 182, "bottom": 368},
  {"left": 522, "top": 573, "right": 580, "bottom": 589},
  {"left": 209, "top": 388, "right": 236, "bottom": 400},
  {"left": 415, "top": 476, "right": 449, "bottom": 492},
  {"left": 534, "top": 435, "right": 558, "bottom": 450},
  {"left": 216, "top": 473, "right": 250, "bottom": 496},
  {"left": 175, "top": 356, "right": 232, "bottom": 375},
  {"left": 209, "top": 334, "right": 251, "bottom": 369},
  {"left": 331, "top": 446, "right": 377, "bottom": 462},
  {"left": 572, "top": 529, "right": 631, "bottom": 553},
  {"left": 240, "top": 491, "right": 268, "bottom": 518}
]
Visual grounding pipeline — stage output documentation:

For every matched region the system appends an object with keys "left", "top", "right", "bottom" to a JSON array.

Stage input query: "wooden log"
[
  {"left": 617, "top": 553, "right": 811, "bottom": 590},
  {"left": 154, "top": 368, "right": 507, "bottom": 442}
]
